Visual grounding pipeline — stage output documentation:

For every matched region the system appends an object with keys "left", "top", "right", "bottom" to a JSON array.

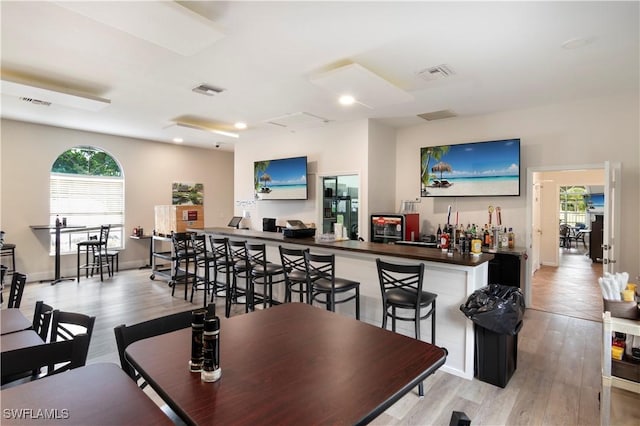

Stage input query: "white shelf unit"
[{"left": 601, "top": 311, "right": 640, "bottom": 425}]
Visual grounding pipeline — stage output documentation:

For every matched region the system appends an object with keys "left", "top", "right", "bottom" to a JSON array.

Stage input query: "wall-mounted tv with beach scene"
[
  {"left": 254, "top": 156, "right": 308, "bottom": 200},
  {"left": 421, "top": 138, "right": 520, "bottom": 197}
]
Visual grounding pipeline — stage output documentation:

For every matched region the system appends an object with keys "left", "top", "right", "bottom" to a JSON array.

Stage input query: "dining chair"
[
  {"left": 190, "top": 234, "right": 214, "bottom": 306},
  {"left": 209, "top": 236, "right": 233, "bottom": 317},
  {"left": 1, "top": 334, "right": 90, "bottom": 389},
  {"left": 7, "top": 272, "right": 27, "bottom": 309},
  {"left": 32, "top": 301, "right": 54, "bottom": 341},
  {"left": 114, "top": 309, "right": 195, "bottom": 388},
  {"left": 247, "top": 242, "right": 285, "bottom": 309},
  {"left": 304, "top": 252, "right": 360, "bottom": 319},
  {"left": 77, "top": 225, "right": 111, "bottom": 282},
  {"left": 375, "top": 258, "right": 437, "bottom": 396},
  {"left": 279, "top": 246, "right": 310, "bottom": 303},
  {"left": 49, "top": 310, "right": 96, "bottom": 370}
]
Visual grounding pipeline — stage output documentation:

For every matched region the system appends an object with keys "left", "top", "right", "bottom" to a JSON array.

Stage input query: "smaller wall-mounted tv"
[
  {"left": 420, "top": 138, "right": 521, "bottom": 197},
  {"left": 254, "top": 156, "right": 308, "bottom": 200}
]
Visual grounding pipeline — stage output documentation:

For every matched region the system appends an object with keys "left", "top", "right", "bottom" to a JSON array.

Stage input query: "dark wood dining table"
[
  {"left": 0, "top": 330, "right": 44, "bottom": 353},
  {"left": 0, "top": 363, "right": 172, "bottom": 425},
  {"left": 1, "top": 309, "right": 32, "bottom": 335},
  {"left": 126, "top": 302, "right": 447, "bottom": 425}
]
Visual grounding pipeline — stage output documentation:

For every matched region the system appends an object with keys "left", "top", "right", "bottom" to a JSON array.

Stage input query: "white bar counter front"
[{"left": 191, "top": 227, "right": 494, "bottom": 380}]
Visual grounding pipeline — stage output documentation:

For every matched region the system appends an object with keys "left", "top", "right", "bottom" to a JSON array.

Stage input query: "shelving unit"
[
  {"left": 150, "top": 235, "right": 172, "bottom": 282},
  {"left": 601, "top": 311, "right": 640, "bottom": 425}
]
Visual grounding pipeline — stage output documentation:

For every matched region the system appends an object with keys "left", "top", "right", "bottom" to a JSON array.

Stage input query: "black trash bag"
[{"left": 460, "top": 284, "right": 525, "bottom": 335}]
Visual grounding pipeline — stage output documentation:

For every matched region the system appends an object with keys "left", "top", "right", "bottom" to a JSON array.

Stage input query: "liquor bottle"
[
  {"left": 483, "top": 225, "right": 490, "bottom": 247},
  {"left": 502, "top": 227, "right": 509, "bottom": 248},
  {"left": 436, "top": 224, "right": 442, "bottom": 248},
  {"left": 508, "top": 228, "right": 515, "bottom": 249}
]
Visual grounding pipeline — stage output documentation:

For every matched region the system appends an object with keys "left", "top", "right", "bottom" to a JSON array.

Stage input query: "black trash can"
[{"left": 460, "top": 284, "right": 525, "bottom": 388}]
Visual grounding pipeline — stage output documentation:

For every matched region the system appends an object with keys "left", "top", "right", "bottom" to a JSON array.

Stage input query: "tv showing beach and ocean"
[
  {"left": 254, "top": 156, "right": 308, "bottom": 200},
  {"left": 421, "top": 139, "right": 520, "bottom": 197}
]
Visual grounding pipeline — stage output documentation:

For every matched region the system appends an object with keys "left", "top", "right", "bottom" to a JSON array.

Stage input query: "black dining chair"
[
  {"left": 49, "top": 310, "right": 95, "bottom": 371},
  {"left": 304, "top": 252, "right": 360, "bottom": 319},
  {"left": 1, "top": 334, "right": 90, "bottom": 389},
  {"left": 376, "top": 258, "right": 437, "bottom": 396},
  {"left": 7, "top": 272, "right": 27, "bottom": 309},
  {"left": 114, "top": 309, "right": 195, "bottom": 388},
  {"left": 279, "top": 246, "right": 310, "bottom": 303}
]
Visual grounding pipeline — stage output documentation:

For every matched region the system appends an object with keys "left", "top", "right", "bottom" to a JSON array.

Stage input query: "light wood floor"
[
  {"left": 531, "top": 248, "right": 604, "bottom": 322},
  {"left": 4, "top": 268, "right": 638, "bottom": 425}
]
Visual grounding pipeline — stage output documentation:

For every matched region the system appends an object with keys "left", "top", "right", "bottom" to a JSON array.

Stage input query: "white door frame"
[{"left": 525, "top": 163, "right": 614, "bottom": 307}]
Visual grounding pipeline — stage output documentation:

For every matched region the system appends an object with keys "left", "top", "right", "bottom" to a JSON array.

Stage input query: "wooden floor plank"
[{"left": 3, "top": 267, "right": 638, "bottom": 425}]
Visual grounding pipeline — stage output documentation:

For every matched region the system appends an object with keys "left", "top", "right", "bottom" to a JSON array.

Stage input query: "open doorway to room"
[{"left": 528, "top": 168, "right": 605, "bottom": 322}]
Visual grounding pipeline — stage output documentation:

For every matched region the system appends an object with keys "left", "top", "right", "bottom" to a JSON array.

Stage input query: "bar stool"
[
  {"left": 279, "top": 246, "right": 309, "bottom": 303},
  {"left": 209, "top": 236, "right": 233, "bottom": 317},
  {"left": 170, "top": 232, "right": 195, "bottom": 301},
  {"left": 376, "top": 258, "right": 437, "bottom": 396},
  {"left": 227, "top": 240, "right": 253, "bottom": 313},
  {"left": 190, "top": 234, "right": 214, "bottom": 306},
  {"left": 77, "top": 225, "right": 111, "bottom": 282},
  {"left": 1, "top": 230, "right": 16, "bottom": 275},
  {"left": 247, "top": 242, "right": 284, "bottom": 309},
  {"left": 304, "top": 252, "right": 360, "bottom": 319}
]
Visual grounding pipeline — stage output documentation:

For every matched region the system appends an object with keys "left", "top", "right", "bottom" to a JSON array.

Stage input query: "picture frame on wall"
[{"left": 172, "top": 182, "right": 204, "bottom": 205}]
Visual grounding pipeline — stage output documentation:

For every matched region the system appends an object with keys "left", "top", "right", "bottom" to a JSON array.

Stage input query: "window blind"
[{"left": 50, "top": 173, "right": 124, "bottom": 254}]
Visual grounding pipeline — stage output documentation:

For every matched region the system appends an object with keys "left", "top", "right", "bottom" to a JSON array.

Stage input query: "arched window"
[{"left": 50, "top": 146, "right": 124, "bottom": 254}]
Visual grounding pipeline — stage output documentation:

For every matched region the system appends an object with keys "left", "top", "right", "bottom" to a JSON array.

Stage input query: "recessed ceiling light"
[
  {"left": 173, "top": 137, "right": 183, "bottom": 143},
  {"left": 561, "top": 37, "right": 592, "bottom": 50},
  {"left": 339, "top": 95, "right": 356, "bottom": 106},
  {"left": 234, "top": 122, "right": 247, "bottom": 130}
]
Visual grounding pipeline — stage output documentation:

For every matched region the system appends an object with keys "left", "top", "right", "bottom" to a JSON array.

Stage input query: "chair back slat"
[
  {"left": 32, "top": 301, "right": 54, "bottom": 341},
  {"left": 7, "top": 272, "right": 27, "bottom": 308}
]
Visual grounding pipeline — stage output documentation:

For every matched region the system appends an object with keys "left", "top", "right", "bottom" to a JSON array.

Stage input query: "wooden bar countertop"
[{"left": 189, "top": 227, "right": 494, "bottom": 267}]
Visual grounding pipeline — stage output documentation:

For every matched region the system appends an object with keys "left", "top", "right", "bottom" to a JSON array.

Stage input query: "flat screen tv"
[
  {"left": 254, "top": 156, "right": 308, "bottom": 200},
  {"left": 420, "top": 138, "right": 521, "bottom": 197}
]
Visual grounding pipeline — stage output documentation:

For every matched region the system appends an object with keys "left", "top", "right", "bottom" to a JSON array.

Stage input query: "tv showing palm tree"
[
  {"left": 254, "top": 156, "right": 308, "bottom": 200},
  {"left": 420, "top": 139, "right": 520, "bottom": 197}
]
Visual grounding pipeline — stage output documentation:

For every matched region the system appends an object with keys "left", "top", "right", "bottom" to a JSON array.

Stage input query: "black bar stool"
[
  {"left": 304, "top": 252, "right": 360, "bottom": 319},
  {"left": 376, "top": 258, "right": 437, "bottom": 396}
]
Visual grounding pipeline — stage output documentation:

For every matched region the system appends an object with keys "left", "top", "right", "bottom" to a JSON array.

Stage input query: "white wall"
[
  {"left": 0, "top": 119, "right": 234, "bottom": 280},
  {"left": 234, "top": 120, "right": 370, "bottom": 238},
  {"left": 368, "top": 120, "right": 397, "bottom": 218},
  {"left": 396, "top": 93, "right": 639, "bottom": 276}
]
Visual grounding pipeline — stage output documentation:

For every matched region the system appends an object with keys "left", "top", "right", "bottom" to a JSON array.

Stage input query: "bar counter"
[{"left": 189, "top": 227, "right": 494, "bottom": 380}]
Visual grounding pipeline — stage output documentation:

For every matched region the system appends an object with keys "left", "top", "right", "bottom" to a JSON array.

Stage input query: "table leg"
[{"left": 39, "top": 226, "right": 75, "bottom": 285}]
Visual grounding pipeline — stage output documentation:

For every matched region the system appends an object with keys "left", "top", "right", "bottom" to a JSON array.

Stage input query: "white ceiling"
[{"left": 1, "top": 1, "right": 638, "bottom": 151}]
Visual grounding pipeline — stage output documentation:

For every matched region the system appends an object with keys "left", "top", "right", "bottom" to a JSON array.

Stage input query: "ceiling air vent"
[
  {"left": 192, "top": 84, "right": 224, "bottom": 96},
  {"left": 20, "top": 97, "right": 52, "bottom": 106},
  {"left": 416, "top": 64, "right": 455, "bottom": 81},
  {"left": 417, "top": 109, "right": 457, "bottom": 121}
]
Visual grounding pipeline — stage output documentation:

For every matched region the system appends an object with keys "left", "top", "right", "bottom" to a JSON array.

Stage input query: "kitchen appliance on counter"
[
  {"left": 283, "top": 220, "right": 316, "bottom": 238},
  {"left": 371, "top": 213, "right": 419, "bottom": 244}
]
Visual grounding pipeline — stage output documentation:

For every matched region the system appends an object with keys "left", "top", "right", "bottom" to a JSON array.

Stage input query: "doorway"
[
  {"left": 526, "top": 165, "right": 607, "bottom": 321},
  {"left": 320, "top": 174, "right": 360, "bottom": 240}
]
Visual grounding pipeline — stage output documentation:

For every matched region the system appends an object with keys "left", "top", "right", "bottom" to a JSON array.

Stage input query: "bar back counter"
[{"left": 189, "top": 227, "right": 494, "bottom": 380}]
